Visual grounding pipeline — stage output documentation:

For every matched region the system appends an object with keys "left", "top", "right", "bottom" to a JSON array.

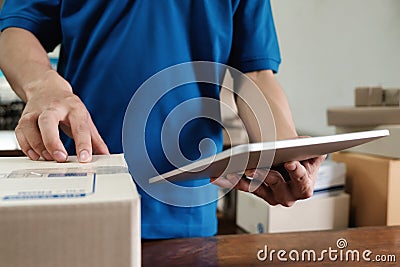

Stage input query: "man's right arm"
[{"left": 0, "top": 27, "right": 109, "bottom": 162}]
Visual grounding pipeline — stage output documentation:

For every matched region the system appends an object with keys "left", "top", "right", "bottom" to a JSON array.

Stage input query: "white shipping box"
[
  {"left": 236, "top": 190, "right": 349, "bottom": 234},
  {"left": 0, "top": 154, "right": 140, "bottom": 267},
  {"left": 314, "top": 160, "right": 346, "bottom": 192}
]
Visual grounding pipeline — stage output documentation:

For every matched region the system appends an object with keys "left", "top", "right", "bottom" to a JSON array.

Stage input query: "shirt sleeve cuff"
[
  {"left": 0, "top": 16, "right": 59, "bottom": 52},
  {"left": 234, "top": 58, "right": 281, "bottom": 74}
]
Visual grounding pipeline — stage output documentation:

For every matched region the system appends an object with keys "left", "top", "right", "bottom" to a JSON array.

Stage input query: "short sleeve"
[
  {"left": 229, "top": 0, "right": 281, "bottom": 73},
  {"left": 0, "top": 0, "right": 61, "bottom": 52}
]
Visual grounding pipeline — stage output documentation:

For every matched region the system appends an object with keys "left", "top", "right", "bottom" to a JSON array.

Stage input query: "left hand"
[{"left": 211, "top": 154, "right": 327, "bottom": 207}]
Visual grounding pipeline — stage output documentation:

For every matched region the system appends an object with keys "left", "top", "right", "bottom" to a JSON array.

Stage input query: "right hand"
[{"left": 15, "top": 70, "right": 109, "bottom": 162}]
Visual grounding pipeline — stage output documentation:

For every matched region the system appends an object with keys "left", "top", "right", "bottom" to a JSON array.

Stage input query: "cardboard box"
[
  {"left": 335, "top": 125, "right": 400, "bottom": 158},
  {"left": 327, "top": 107, "right": 400, "bottom": 126},
  {"left": 332, "top": 152, "right": 400, "bottom": 227},
  {"left": 236, "top": 190, "right": 350, "bottom": 234},
  {"left": 355, "top": 86, "right": 383, "bottom": 107},
  {"left": 0, "top": 154, "right": 140, "bottom": 267},
  {"left": 383, "top": 89, "right": 400, "bottom": 106}
]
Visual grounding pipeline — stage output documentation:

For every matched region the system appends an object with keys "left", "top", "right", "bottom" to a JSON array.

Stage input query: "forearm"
[
  {"left": 236, "top": 70, "right": 297, "bottom": 142},
  {"left": 0, "top": 27, "right": 58, "bottom": 102}
]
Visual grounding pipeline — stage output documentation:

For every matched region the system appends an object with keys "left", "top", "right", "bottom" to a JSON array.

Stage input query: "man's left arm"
[
  {"left": 212, "top": 70, "right": 326, "bottom": 207},
  {"left": 237, "top": 70, "right": 297, "bottom": 142}
]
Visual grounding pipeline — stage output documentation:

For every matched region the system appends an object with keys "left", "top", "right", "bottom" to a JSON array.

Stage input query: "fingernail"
[
  {"left": 79, "top": 150, "right": 91, "bottom": 163},
  {"left": 246, "top": 170, "right": 255, "bottom": 177},
  {"left": 53, "top": 151, "right": 67, "bottom": 162},
  {"left": 252, "top": 170, "right": 262, "bottom": 179},
  {"left": 286, "top": 162, "right": 296, "bottom": 171},
  {"left": 42, "top": 150, "right": 52, "bottom": 161},
  {"left": 27, "top": 149, "right": 39, "bottom": 160}
]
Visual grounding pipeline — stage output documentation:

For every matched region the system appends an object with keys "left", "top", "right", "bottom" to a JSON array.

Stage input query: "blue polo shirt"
[{"left": 0, "top": 0, "right": 281, "bottom": 238}]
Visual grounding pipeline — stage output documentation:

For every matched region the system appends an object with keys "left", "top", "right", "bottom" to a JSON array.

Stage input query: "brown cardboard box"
[
  {"left": 383, "top": 89, "right": 400, "bottom": 106},
  {"left": 335, "top": 125, "right": 400, "bottom": 159},
  {"left": 0, "top": 154, "right": 141, "bottom": 267},
  {"left": 331, "top": 152, "right": 400, "bottom": 227},
  {"left": 355, "top": 86, "right": 383, "bottom": 107},
  {"left": 327, "top": 107, "right": 400, "bottom": 126}
]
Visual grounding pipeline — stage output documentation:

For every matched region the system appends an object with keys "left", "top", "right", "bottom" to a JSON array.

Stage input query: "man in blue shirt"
[{"left": 0, "top": 0, "right": 325, "bottom": 239}]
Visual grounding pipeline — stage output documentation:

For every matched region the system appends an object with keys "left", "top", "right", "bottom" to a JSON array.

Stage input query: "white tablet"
[{"left": 149, "top": 129, "right": 389, "bottom": 183}]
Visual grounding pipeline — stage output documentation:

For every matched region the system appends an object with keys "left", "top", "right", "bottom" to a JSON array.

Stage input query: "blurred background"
[{"left": 272, "top": 0, "right": 400, "bottom": 135}]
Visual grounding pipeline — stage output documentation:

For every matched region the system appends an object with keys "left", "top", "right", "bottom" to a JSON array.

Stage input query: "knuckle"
[
  {"left": 74, "top": 121, "right": 89, "bottom": 133},
  {"left": 269, "top": 170, "right": 280, "bottom": 177},
  {"left": 14, "top": 130, "right": 26, "bottom": 145},
  {"left": 300, "top": 189, "right": 313, "bottom": 199},
  {"left": 47, "top": 140, "right": 60, "bottom": 149},
  {"left": 69, "top": 108, "right": 90, "bottom": 124},
  {"left": 47, "top": 95, "right": 80, "bottom": 113},
  {"left": 38, "top": 109, "right": 55, "bottom": 121},
  {"left": 281, "top": 201, "right": 295, "bottom": 207},
  {"left": 30, "top": 140, "right": 44, "bottom": 150},
  {"left": 268, "top": 201, "right": 279, "bottom": 206},
  {"left": 287, "top": 202, "right": 295, "bottom": 207},
  {"left": 17, "top": 143, "right": 29, "bottom": 153},
  {"left": 275, "top": 196, "right": 290, "bottom": 207},
  {"left": 68, "top": 104, "right": 81, "bottom": 114},
  {"left": 38, "top": 108, "right": 61, "bottom": 124},
  {"left": 280, "top": 202, "right": 290, "bottom": 207},
  {"left": 18, "top": 112, "right": 37, "bottom": 126},
  {"left": 67, "top": 95, "right": 84, "bottom": 109},
  {"left": 251, "top": 183, "right": 265, "bottom": 194},
  {"left": 254, "top": 169, "right": 268, "bottom": 177},
  {"left": 14, "top": 125, "right": 23, "bottom": 135},
  {"left": 47, "top": 99, "right": 62, "bottom": 110}
]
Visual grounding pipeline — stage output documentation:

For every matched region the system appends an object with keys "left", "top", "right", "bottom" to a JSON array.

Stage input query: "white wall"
[{"left": 271, "top": 0, "right": 400, "bottom": 135}]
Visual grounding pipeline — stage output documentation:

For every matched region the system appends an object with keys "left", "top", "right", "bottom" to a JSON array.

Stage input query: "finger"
[
  {"left": 23, "top": 123, "right": 53, "bottom": 160},
  {"left": 68, "top": 111, "right": 93, "bottom": 163},
  {"left": 234, "top": 177, "right": 279, "bottom": 206},
  {"left": 16, "top": 113, "right": 53, "bottom": 161},
  {"left": 248, "top": 169, "right": 295, "bottom": 207},
  {"left": 24, "top": 127, "right": 53, "bottom": 161},
  {"left": 89, "top": 119, "right": 109, "bottom": 155},
  {"left": 285, "top": 161, "right": 307, "bottom": 182},
  {"left": 246, "top": 168, "right": 269, "bottom": 192},
  {"left": 309, "top": 154, "right": 327, "bottom": 167},
  {"left": 226, "top": 171, "right": 280, "bottom": 206},
  {"left": 37, "top": 108, "right": 68, "bottom": 162},
  {"left": 262, "top": 170, "right": 296, "bottom": 207},
  {"left": 244, "top": 169, "right": 276, "bottom": 192},
  {"left": 285, "top": 161, "right": 314, "bottom": 199},
  {"left": 211, "top": 173, "right": 241, "bottom": 189},
  {"left": 15, "top": 125, "right": 40, "bottom": 160}
]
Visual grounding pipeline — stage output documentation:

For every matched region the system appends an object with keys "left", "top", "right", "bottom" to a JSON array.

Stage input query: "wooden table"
[
  {"left": 0, "top": 150, "right": 24, "bottom": 157},
  {"left": 142, "top": 226, "right": 400, "bottom": 266}
]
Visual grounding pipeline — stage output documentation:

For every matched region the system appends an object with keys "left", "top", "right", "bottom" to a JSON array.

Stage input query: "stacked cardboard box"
[
  {"left": 332, "top": 152, "right": 400, "bottom": 227},
  {"left": 327, "top": 86, "right": 400, "bottom": 158},
  {"left": 327, "top": 86, "right": 400, "bottom": 227}
]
